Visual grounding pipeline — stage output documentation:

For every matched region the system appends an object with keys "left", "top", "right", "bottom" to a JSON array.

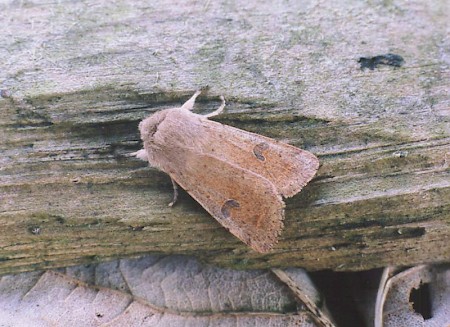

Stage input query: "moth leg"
[
  {"left": 130, "top": 149, "right": 148, "bottom": 161},
  {"left": 168, "top": 178, "right": 179, "bottom": 207},
  {"left": 180, "top": 90, "right": 202, "bottom": 111},
  {"left": 204, "top": 96, "right": 225, "bottom": 118}
]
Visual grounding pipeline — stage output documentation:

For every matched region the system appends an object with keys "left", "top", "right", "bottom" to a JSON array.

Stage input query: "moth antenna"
[
  {"left": 180, "top": 90, "right": 202, "bottom": 111},
  {"left": 168, "top": 178, "right": 179, "bottom": 207},
  {"left": 204, "top": 95, "right": 225, "bottom": 118}
]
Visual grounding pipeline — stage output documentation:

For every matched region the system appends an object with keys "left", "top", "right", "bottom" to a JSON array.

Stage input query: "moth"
[{"left": 133, "top": 90, "right": 319, "bottom": 253}]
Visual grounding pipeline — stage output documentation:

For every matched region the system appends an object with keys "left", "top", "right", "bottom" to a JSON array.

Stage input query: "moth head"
[{"left": 138, "top": 110, "right": 169, "bottom": 143}]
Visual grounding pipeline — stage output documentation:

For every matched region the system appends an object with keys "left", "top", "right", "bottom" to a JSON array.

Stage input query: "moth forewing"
[
  {"left": 135, "top": 91, "right": 319, "bottom": 253},
  {"left": 199, "top": 122, "right": 320, "bottom": 198},
  {"left": 143, "top": 108, "right": 318, "bottom": 197},
  {"left": 172, "top": 152, "right": 285, "bottom": 253}
]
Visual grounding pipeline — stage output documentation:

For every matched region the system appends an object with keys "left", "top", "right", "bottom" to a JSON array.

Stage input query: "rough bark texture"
[{"left": 0, "top": 0, "right": 449, "bottom": 275}]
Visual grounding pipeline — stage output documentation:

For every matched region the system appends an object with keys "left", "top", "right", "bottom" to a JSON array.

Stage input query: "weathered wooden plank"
[{"left": 0, "top": 0, "right": 449, "bottom": 275}]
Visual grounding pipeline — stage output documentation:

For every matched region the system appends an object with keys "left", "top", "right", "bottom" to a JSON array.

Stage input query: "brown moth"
[{"left": 133, "top": 90, "right": 319, "bottom": 253}]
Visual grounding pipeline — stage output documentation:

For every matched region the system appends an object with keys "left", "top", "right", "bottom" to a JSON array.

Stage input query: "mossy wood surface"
[{"left": 1, "top": 0, "right": 449, "bottom": 275}]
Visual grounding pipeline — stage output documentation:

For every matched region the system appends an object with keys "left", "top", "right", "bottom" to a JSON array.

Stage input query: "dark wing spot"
[
  {"left": 253, "top": 142, "right": 270, "bottom": 161},
  {"left": 221, "top": 199, "right": 241, "bottom": 219}
]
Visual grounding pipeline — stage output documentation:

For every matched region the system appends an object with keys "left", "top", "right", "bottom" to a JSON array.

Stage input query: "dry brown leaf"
[
  {"left": 0, "top": 255, "right": 321, "bottom": 326},
  {"left": 272, "top": 268, "right": 336, "bottom": 327},
  {"left": 378, "top": 265, "right": 450, "bottom": 327}
]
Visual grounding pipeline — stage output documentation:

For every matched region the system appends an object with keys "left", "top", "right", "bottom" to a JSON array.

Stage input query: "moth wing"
[
  {"left": 138, "top": 108, "right": 318, "bottom": 252},
  {"left": 143, "top": 109, "right": 318, "bottom": 198},
  {"left": 169, "top": 152, "right": 284, "bottom": 253},
  {"left": 198, "top": 119, "right": 319, "bottom": 198}
]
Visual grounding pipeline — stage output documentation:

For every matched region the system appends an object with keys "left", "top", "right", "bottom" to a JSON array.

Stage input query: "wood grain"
[{"left": 0, "top": 0, "right": 449, "bottom": 274}]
